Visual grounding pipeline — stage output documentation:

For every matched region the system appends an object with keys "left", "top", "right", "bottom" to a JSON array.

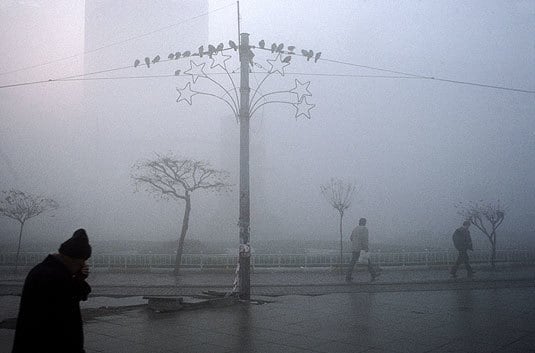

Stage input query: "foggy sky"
[{"left": 0, "top": 0, "right": 534, "bottom": 248}]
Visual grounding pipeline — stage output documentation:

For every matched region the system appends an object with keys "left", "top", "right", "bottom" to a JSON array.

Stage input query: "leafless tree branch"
[
  {"left": 320, "top": 178, "right": 357, "bottom": 269},
  {"left": 320, "top": 178, "right": 356, "bottom": 216},
  {"left": 0, "top": 190, "right": 58, "bottom": 224},
  {"left": 131, "top": 152, "right": 232, "bottom": 274},
  {"left": 455, "top": 199, "right": 506, "bottom": 268},
  {"left": 0, "top": 189, "right": 58, "bottom": 272}
]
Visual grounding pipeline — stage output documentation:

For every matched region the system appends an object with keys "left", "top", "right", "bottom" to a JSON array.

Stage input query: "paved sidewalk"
[
  {"left": 2, "top": 287, "right": 534, "bottom": 352},
  {"left": 1, "top": 266, "right": 534, "bottom": 352},
  {"left": 1, "top": 265, "right": 533, "bottom": 297}
]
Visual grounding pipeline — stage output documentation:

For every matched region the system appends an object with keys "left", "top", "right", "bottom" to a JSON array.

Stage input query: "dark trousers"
[
  {"left": 451, "top": 250, "right": 473, "bottom": 275},
  {"left": 346, "top": 251, "right": 375, "bottom": 279}
]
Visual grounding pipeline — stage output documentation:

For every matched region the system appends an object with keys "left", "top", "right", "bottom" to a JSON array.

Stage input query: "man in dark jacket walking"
[
  {"left": 345, "top": 218, "right": 381, "bottom": 282},
  {"left": 12, "top": 228, "right": 92, "bottom": 353},
  {"left": 450, "top": 220, "right": 475, "bottom": 278}
]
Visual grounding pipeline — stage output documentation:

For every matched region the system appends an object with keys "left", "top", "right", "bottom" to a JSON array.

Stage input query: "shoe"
[
  {"left": 345, "top": 277, "right": 352, "bottom": 283},
  {"left": 450, "top": 272, "right": 458, "bottom": 278},
  {"left": 467, "top": 271, "right": 475, "bottom": 278}
]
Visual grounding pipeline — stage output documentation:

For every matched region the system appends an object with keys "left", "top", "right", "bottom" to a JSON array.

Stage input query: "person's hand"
[
  {"left": 77, "top": 264, "right": 90, "bottom": 279},
  {"left": 81, "top": 264, "right": 89, "bottom": 275}
]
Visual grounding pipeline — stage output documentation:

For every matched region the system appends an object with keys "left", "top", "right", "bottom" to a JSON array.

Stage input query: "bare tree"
[
  {"left": 0, "top": 190, "right": 58, "bottom": 272},
  {"left": 456, "top": 200, "right": 506, "bottom": 269},
  {"left": 131, "top": 153, "right": 231, "bottom": 274},
  {"left": 320, "top": 179, "right": 356, "bottom": 269}
]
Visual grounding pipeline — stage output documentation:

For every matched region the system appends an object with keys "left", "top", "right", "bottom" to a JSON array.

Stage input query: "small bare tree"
[
  {"left": 456, "top": 200, "right": 505, "bottom": 269},
  {"left": 320, "top": 178, "right": 356, "bottom": 269},
  {"left": 132, "top": 153, "right": 231, "bottom": 274},
  {"left": 0, "top": 190, "right": 58, "bottom": 272}
]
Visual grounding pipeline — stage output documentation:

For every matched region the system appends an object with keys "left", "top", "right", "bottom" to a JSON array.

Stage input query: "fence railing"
[{"left": 1, "top": 249, "right": 534, "bottom": 270}]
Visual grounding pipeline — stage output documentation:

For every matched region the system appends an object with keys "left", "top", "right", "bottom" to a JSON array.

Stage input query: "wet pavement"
[
  {"left": 1, "top": 264, "right": 533, "bottom": 297},
  {"left": 0, "top": 266, "right": 534, "bottom": 352}
]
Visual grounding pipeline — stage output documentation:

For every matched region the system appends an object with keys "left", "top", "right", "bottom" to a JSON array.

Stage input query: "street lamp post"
[
  {"left": 135, "top": 31, "right": 318, "bottom": 300},
  {"left": 238, "top": 32, "right": 251, "bottom": 299}
]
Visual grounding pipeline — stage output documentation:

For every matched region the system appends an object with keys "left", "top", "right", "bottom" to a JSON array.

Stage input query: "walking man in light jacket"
[{"left": 345, "top": 218, "right": 380, "bottom": 282}]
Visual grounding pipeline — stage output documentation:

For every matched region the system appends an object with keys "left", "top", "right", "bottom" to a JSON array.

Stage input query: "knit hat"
[{"left": 59, "top": 228, "right": 92, "bottom": 260}]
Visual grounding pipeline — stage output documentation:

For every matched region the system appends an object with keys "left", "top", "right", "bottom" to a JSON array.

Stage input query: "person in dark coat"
[
  {"left": 12, "top": 228, "right": 92, "bottom": 353},
  {"left": 345, "top": 218, "right": 381, "bottom": 282},
  {"left": 450, "top": 220, "right": 475, "bottom": 278}
]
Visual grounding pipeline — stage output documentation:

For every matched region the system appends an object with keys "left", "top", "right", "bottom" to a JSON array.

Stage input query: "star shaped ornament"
[
  {"left": 266, "top": 54, "right": 290, "bottom": 76},
  {"left": 210, "top": 52, "right": 232, "bottom": 70},
  {"left": 176, "top": 82, "right": 197, "bottom": 105},
  {"left": 184, "top": 60, "right": 207, "bottom": 83},
  {"left": 290, "top": 79, "right": 312, "bottom": 102},
  {"left": 293, "top": 96, "right": 315, "bottom": 119}
]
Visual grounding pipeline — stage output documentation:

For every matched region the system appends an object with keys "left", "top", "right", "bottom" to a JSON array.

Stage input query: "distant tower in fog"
[
  {"left": 84, "top": 0, "right": 208, "bottom": 71},
  {"left": 82, "top": 1, "right": 210, "bottom": 237}
]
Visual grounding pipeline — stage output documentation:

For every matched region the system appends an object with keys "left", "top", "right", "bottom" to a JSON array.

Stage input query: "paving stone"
[{"left": 1, "top": 267, "right": 534, "bottom": 352}]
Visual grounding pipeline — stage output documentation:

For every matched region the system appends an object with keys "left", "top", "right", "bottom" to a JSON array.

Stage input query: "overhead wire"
[
  {"left": 0, "top": 72, "right": 426, "bottom": 89},
  {"left": 318, "top": 56, "right": 535, "bottom": 93},
  {"left": 0, "top": 1, "right": 532, "bottom": 95},
  {"left": 0, "top": 47, "right": 533, "bottom": 94},
  {"left": 318, "top": 57, "right": 430, "bottom": 79},
  {"left": 0, "top": 48, "right": 239, "bottom": 89},
  {"left": 0, "top": 2, "right": 236, "bottom": 77},
  {"left": 254, "top": 46, "right": 535, "bottom": 94},
  {"left": 1, "top": 69, "right": 533, "bottom": 94},
  {"left": 421, "top": 77, "right": 534, "bottom": 94}
]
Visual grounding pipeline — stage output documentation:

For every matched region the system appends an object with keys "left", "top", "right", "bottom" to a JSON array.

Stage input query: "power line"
[
  {"left": 318, "top": 57, "right": 430, "bottom": 79},
  {"left": 65, "top": 47, "right": 236, "bottom": 79},
  {"left": 61, "top": 73, "right": 425, "bottom": 82},
  {"left": 254, "top": 47, "right": 534, "bottom": 93},
  {"left": 319, "top": 56, "right": 534, "bottom": 94},
  {"left": 0, "top": 48, "right": 239, "bottom": 89},
  {"left": 1, "top": 5, "right": 532, "bottom": 95},
  {"left": 423, "top": 77, "right": 535, "bottom": 94},
  {"left": 1, "top": 56, "right": 533, "bottom": 94},
  {"left": 0, "top": 64, "right": 135, "bottom": 89},
  {"left": 0, "top": 72, "right": 425, "bottom": 89},
  {"left": 0, "top": 79, "right": 54, "bottom": 89},
  {"left": 254, "top": 47, "right": 429, "bottom": 78},
  {"left": 0, "top": 2, "right": 236, "bottom": 77},
  {"left": 1, "top": 70, "right": 533, "bottom": 93}
]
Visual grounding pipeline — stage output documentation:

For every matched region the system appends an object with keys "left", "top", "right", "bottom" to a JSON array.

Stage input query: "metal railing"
[{"left": 1, "top": 249, "right": 534, "bottom": 270}]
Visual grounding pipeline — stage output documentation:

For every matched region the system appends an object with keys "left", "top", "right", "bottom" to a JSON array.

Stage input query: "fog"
[{"left": 0, "top": 0, "right": 534, "bottom": 249}]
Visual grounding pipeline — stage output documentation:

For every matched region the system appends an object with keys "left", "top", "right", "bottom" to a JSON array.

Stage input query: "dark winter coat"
[
  {"left": 350, "top": 225, "right": 369, "bottom": 252},
  {"left": 12, "top": 255, "right": 91, "bottom": 353},
  {"left": 452, "top": 227, "right": 473, "bottom": 251}
]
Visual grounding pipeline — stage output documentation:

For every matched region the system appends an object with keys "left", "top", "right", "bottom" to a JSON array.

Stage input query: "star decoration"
[
  {"left": 184, "top": 60, "right": 207, "bottom": 83},
  {"left": 266, "top": 54, "right": 290, "bottom": 76},
  {"left": 176, "top": 82, "right": 197, "bottom": 105},
  {"left": 210, "top": 52, "right": 232, "bottom": 70},
  {"left": 293, "top": 96, "right": 315, "bottom": 119},
  {"left": 290, "top": 79, "right": 312, "bottom": 102}
]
